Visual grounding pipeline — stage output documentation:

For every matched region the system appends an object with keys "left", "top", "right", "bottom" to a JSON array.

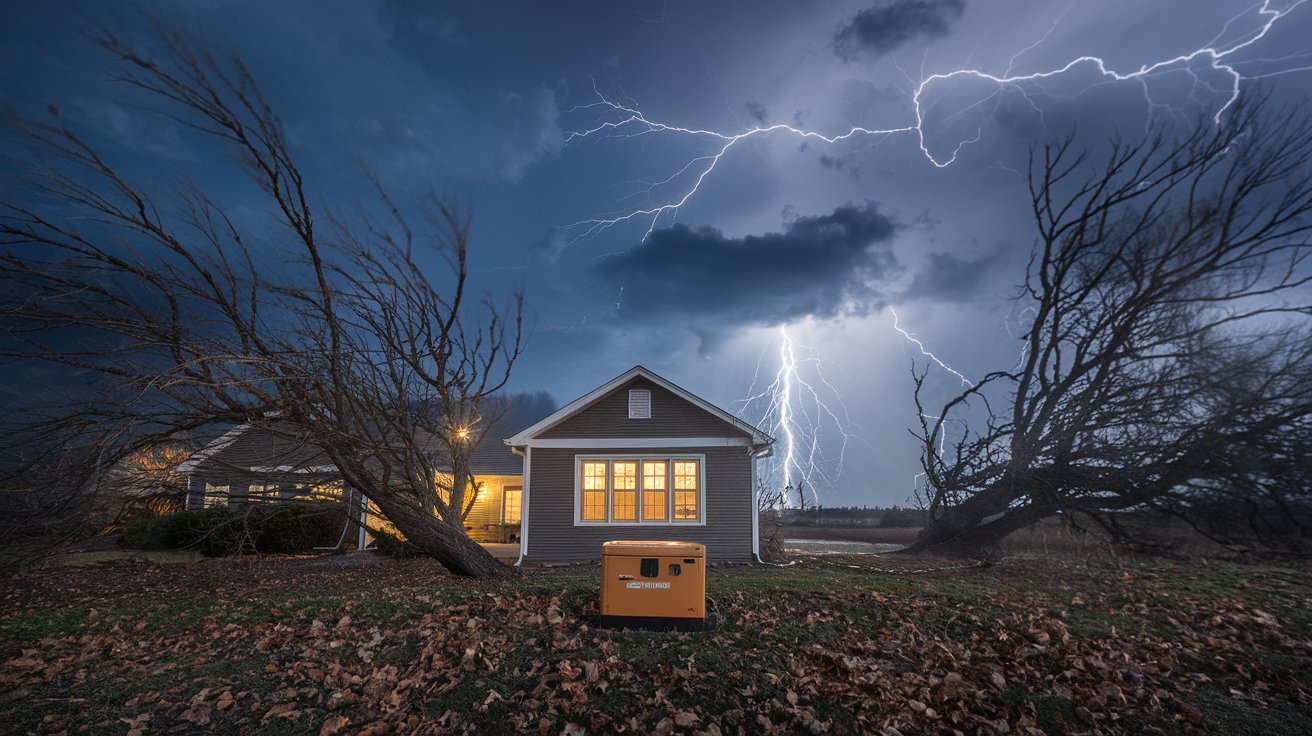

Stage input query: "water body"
[{"left": 784, "top": 539, "right": 904, "bottom": 555}]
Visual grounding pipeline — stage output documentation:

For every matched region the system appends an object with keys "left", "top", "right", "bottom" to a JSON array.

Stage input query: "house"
[
  {"left": 505, "top": 366, "right": 773, "bottom": 564},
  {"left": 177, "top": 419, "right": 528, "bottom": 545},
  {"left": 177, "top": 366, "right": 773, "bottom": 563}
]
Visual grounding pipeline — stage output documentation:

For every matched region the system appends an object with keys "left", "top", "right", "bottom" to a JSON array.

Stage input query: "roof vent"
[{"left": 628, "top": 388, "right": 651, "bottom": 419}]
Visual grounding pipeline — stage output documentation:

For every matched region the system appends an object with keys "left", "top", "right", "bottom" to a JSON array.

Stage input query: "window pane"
[
  {"left": 641, "top": 462, "right": 667, "bottom": 521},
  {"left": 674, "top": 460, "right": 699, "bottom": 490},
  {"left": 583, "top": 461, "right": 608, "bottom": 491},
  {"left": 582, "top": 490, "right": 606, "bottom": 520},
  {"left": 613, "top": 462, "right": 636, "bottom": 490},
  {"left": 642, "top": 461, "right": 666, "bottom": 490},
  {"left": 643, "top": 490, "right": 667, "bottom": 520},
  {"left": 306, "top": 481, "right": 343, "bottom": 502},
  {"left": 674, "top": 490, "right": 699, "bottom": 520},
  {"left": 204, "top": 483, "right": 229, "bottom": 508},
  {"left": 613, "top": 490, "right": 637, "bottom": 521},
  {"left": 504, "top": 489, "right": 522, "bottom": 524}
]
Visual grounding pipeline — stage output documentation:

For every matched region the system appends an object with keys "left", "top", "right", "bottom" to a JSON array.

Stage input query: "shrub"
[
  {"left": 119, "top": 505, "right": 347, "bottom": 556},
  {"left": 120, "top": 507, "right": 226, "bottom": 551},
  {"left": 253, "top": 506, "right": 348, "bottom": 554},
  {"left": 371, "top": 531, "right": 423, "bottom": 558}
]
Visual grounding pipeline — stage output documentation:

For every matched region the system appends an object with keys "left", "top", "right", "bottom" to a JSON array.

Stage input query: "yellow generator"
[{"left": 600, "top": 541, "right": 707, "bottom": 631}]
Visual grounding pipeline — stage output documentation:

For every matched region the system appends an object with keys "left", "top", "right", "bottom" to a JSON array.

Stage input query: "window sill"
[{"left": 573, "top": 520, "right": 706, "bottom": 527}]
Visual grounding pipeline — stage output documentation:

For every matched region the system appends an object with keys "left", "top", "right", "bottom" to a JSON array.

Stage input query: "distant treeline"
[{"left": 774, "top": 505, "right": 929, "bottom": 528}]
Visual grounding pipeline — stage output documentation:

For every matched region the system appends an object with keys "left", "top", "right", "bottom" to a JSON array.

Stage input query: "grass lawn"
[
  {"left": 45, "top": 549, "right": 206, "bottom": 568},
  {"left": 1, "top": 551, "right": 1309, "bottom": 735}
]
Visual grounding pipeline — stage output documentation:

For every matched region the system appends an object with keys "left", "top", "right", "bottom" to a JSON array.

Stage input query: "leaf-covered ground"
[{"left": 1, "top": 551, "right": 1309, "bottom": 735}]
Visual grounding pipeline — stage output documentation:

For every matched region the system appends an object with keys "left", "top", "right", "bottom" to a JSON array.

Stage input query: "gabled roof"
[
  {"left": 179, "top": 418, "right": 530, "bottom": 477},
  {"left": 177, "top": 424, "right": 251, "bottom": 473},
  {"left": 504, "top": 365, "right": 773, "bottom": 447}
]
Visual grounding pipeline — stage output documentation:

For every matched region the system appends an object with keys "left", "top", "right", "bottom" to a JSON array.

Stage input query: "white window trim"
[{"left": 574, "top": 453, "right": 707, "bottom": 527}]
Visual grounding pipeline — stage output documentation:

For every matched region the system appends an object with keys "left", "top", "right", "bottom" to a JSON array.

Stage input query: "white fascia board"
[
  {"left": 519, "top": 437, "right": 752, "bottom": 449},
  {"left": 177, "top": 423, "right": 253, "bottom": 473},
  {"left": 751, "top": 449, "right": 760, "bottom": 558},
  {"left": 513, "top": 445, "right": 530, "bottom": 566},
  {"left": 503, "top": 365, "right": 773, "bottom": 447}
]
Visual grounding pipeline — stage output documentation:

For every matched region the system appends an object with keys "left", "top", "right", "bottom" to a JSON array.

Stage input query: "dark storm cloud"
[
  {"left": 593, "top": 202, "right": 900, "bottom": 330},
  {"left": 833, "top": 0, "right": 966, "bottom": 61},
  {"left": 903, "top": 247, "right": 1005, "bottom": 302}
]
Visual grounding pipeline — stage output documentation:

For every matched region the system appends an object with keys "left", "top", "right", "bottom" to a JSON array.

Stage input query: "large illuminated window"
[
  {"left": 612, "top": 461, "right": 637, "bottom": 520},
  {"left": 203, "top": 483, "right": 229, "bottom": 508},
  {"left": 581, "top": 461, "right": 608, "bottom": 521},
  {"left": 673, "top": 461, "right": 700, "bottom": 520},
  {"left": 575, "top": 456, "right": 703, "bottom": 525},
  {"left": 642, "top": 461, "right": 667, "bottom": 521},
  {"left": 503, "top": 486, "right": 522, "bottom": 524}
]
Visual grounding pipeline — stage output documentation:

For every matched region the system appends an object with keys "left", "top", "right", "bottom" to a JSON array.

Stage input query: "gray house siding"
[
  {"left": 524, "top": 445, "right": 755, "bottom": 563},
  {"left": 184, "top": 425, "right": 336, "bottom": 508},
  {"left": 183, "top": 421, "right": 526, "bottom": 516},
  {"left": 188, "top": 426, "right": 331, "bottom": 482},
  {"left": 539, "top": 377, "right": 752, "bottom": 440}
]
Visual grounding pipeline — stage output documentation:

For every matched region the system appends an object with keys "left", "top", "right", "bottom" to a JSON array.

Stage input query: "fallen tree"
[
  {"left": 0, "top": 28, "right": 520, "bottom": 577},
  {"left": 908, "top": 96, "right": 1312, "bottom": 555}
]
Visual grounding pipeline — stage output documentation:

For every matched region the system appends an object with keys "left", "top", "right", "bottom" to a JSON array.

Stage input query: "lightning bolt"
[
  {"left": 890, "top": 306, "right": 969, "bottom": 497},
  {"left": 561, "top": 0, "right": 1308, "bottom": 243},
  {"left": 737, "top": 325, "right": 862, "bottom": 506},
  {"left": 889, "top": 306, "right": 973, "bottom": 387},
  {"left": 567, "top": 0, "right": 1309, "bottom": 507}
]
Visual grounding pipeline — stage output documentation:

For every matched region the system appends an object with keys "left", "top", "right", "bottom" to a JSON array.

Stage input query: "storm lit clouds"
[
  {"left": 3, "top": 0, "right": 1310, "bottom": 504},
  {"left": 833, "top": 0, "right": 967, "bottom": 61},
  {"left": 593, "top": 202, "right": 900, "bottom": 333}
]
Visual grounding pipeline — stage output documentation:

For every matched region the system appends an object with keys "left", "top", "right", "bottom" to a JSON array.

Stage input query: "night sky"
[{"left": 3, "top": 1, "right": 1310, "bottom": 506}]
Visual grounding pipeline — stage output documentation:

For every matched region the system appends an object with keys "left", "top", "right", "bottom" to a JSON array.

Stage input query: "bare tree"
[
  {"left": 0, "top": 28, "right": 521, "bottom": 576},
  {"left": 908, "top": 97, "right": 1312, "bottom": 555}
]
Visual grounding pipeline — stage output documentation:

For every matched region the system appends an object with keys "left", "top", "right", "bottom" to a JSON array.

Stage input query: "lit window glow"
[
  {"left": 581, "top": 461, "right": 608, "bottom": 521},
  {"left": 643, "top": 461, "right": 667, "bottom": 520},
  {"left": 504, "top": 487, "right": 522, "bottom": 525},
  {"left": 203, "top": 483, "right": 229, "bottom": 507},
  {"left": 612, "top": 462, "right": 636, "bottom": 520},
  {"left": 674, "top": 460, "right": 700, "bottom": 520},
  {"left": 577, "top": 457, "right": 701, "bottom": 524}
]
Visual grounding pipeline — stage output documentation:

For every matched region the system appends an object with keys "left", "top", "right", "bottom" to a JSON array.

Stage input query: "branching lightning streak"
[
  {"left": 891, "top": 306, "right": 968, "bottom": 497},
  {"left": 566, "top": 1, "right": 1308, "bottom": 507},
  {"left": 562, "top": 1, "right": 1307, "bottom": 243},
  {"left": 737, "top": 325, "right": 861, "bottom": 505},
  {"left": 889, "top": 306, "right": 973, "bottom": 387}
]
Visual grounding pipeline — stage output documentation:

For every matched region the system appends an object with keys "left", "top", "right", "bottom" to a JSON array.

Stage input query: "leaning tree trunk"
[
  {"left": 903, "top": 484, "right": 1049, "bottom": 556},
  {"left": 337, "top": 458, "right": 513, "bottom": 578},
  {"left": 368, "top": 494, "right": 513, "bottom": 578}
]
